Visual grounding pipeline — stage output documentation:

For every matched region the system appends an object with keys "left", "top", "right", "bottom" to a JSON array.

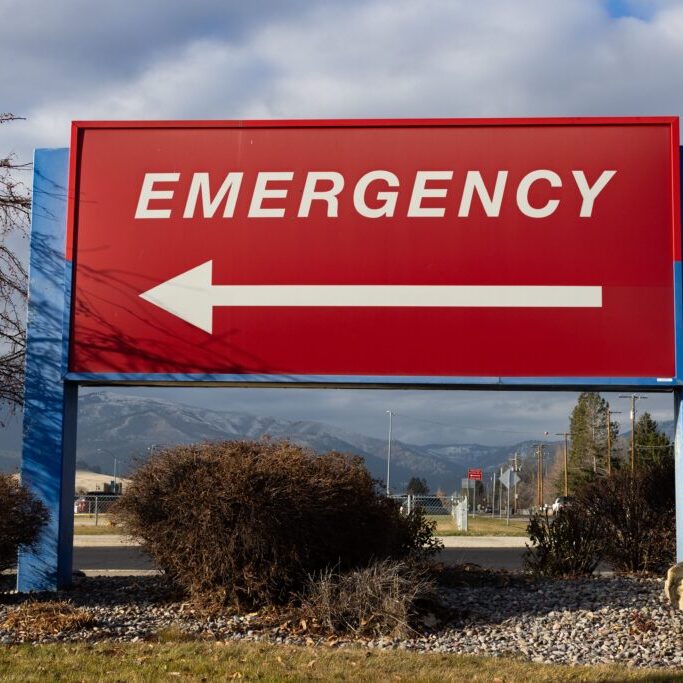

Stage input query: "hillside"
[{"left": 2, "top": 392, "right": 544, "bottom": 493}]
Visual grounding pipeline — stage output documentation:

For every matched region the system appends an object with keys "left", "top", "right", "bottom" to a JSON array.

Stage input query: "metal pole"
[
  {"left": 534, "top": 445, "right": 541, "bottom": 508},
  {"left": 506, "top": 478, "right": 511, "bottom": 526},
  {"left": 385, "top": 410, "right": 392, "bottom": 495},
  {"left": 94, "top": 496, "right": 99, "bottom": 527},
  {"left": 540, "top": 445, "right": 545, "bottom": 507},
  {"left": 620, "top": 394, "right": 647, "bottom": 474},
  {"left": 513, "top": 452, "right": 519, "bottom": 515},
  {"left": 675, "top": 389, "right": 683, "bottom": 563},
  {"left": 491, "top": 471, "right": 496, "bottom": 517}
]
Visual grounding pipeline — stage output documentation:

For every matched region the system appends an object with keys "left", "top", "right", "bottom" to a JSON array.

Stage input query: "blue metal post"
[
  {"left": 677, "top": 389, "right": 683, "bottom": 564},
  {"left": 17, "top": 148, "right": 76, "bottom": 592}
]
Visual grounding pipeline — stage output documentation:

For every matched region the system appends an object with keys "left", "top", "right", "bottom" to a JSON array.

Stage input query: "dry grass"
[
  {"left": 73, "top": 523, "right": 125, "bottom": 536},
  {"left": 1, "top": 601, "right": 96, "bottom": 637},
  {"left": 300, "top": 560, "right": 434, "bottom": 638},
  {"left": 0, "top": 641, "right": 679, "bottom": 682},
  {"left": 432, "top": 515, "right": 529, "bottom": 537}
]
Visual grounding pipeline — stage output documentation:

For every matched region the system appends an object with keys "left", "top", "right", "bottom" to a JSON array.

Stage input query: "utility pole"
[
  {"left": 619, "top": 394, "right": 647, "bottom": 474},
  {"left": 555, "top": 432, "right": 569, "bottom": 496},
  {"left": 510, "top": 452, "right": 520, "bottom": 514},
  {"left": 539, "top": 444, "right": 544, "bottom": 507},
  {"left": 385, "top": 410, "right": 393, "bottom": 495},
  {"left": 533, "top": 444, "right": 544, "bottom": 508},
  {"left": 606, "top": 409, "right": 621, "bottom": 476}
]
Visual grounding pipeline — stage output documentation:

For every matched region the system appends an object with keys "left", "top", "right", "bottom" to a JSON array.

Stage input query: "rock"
[{"left": 663, "top": 563, "right": 683, "bottom": 609}]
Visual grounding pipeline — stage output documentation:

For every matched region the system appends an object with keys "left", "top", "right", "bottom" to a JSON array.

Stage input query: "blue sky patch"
[{"left": 605, "top": 0, "right": 654, "bottom": 20}]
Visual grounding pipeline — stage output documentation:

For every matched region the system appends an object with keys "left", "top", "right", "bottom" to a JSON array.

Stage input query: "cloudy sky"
[{"left": 2, "top": 0, "right": 682, "bottom": 446}]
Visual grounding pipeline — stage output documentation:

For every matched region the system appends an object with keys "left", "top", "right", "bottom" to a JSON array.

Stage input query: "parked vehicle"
[{"left": 552, "top": 496, "right": 573, "bottom": 514}]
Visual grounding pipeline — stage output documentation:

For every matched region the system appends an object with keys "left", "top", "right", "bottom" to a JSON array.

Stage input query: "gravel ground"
[{"left": 1, "top": 571, "right": 681, "bottom": 669}]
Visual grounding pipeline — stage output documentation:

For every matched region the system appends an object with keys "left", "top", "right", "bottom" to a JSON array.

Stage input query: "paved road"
[{"left": 72, "top": 535, "right": 528, "bottom": 573}]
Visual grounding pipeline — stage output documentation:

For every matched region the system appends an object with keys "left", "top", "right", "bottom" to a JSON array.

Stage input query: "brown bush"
[
  {"left": 1, "top": 600, "right": 96, "bottom": 636},
  {"left": 523, "top": 507, "right": 604, "bottom": 577},
  {"left": 113, "top": 440, "right": 441, "bottom": 609},
  {"left": 577, "top": 457, "right": 675, "bottom": 573},
  {"left": 0, "top": 473, "right": 49, "bottom": 572},
  {"left": 300, "top": 560, "right": 434, "bottom": 638}
]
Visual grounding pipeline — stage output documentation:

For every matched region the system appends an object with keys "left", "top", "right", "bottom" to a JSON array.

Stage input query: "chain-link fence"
[
  {"left": 390, "top": 494, "right": 469, "bottom": 531},
  {"left": 73, "top": 495, "right": 121, "bottom": 525}
]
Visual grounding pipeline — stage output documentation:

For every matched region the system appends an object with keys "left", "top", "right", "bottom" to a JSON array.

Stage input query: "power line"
[{"left": 391, "top": 412, "right": 554, "bottom": 438}]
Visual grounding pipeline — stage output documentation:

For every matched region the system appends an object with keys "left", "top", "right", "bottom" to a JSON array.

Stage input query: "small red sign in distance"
[
  {"left": 468, "top": 468, "right": 483, "bottom": 481},
  {"left": 66, "top": 118, "right": 680, "bottom": 380}
]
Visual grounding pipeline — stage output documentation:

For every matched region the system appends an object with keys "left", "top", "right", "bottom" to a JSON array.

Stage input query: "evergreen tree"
[
  {"left": 567, "top": 392, "right": 619, "bottom": 492},
  {"left": 634, "top": 412, "right": 672, "bottom": 468},
  {"left": 405, "top": 477, "right": 429, "bottom": 495}
]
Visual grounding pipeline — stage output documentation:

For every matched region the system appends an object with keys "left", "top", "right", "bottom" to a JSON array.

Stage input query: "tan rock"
[{"left": 664, "top": 563, "right": 683, "bottom": 609}]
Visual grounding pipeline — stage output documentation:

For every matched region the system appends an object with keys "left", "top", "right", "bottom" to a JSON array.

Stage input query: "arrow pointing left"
[{"left": 139, "top": 260, "right": 602, "bottom": 334}]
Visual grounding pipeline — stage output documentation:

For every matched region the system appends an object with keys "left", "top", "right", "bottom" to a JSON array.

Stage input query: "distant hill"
[{"left": 1, "top": 392, "right": 547, "bottom": 493}]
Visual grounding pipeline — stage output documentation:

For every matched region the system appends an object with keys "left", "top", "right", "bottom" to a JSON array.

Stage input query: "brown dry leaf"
[
  {"left": 300, "top": 618, "right": 307, "bottom": 631},
  {"left": 307, "top": 659, "right": 317, "bottom": 668}
]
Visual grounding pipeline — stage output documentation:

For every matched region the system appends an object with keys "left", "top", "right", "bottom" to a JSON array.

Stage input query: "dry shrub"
[
  {"left": 1, "top": 600, "right": 96, "bottom": 636},
  {"left": 113, "top": 440, "right": 440, "bottom": 609},
  {"left": 523, "top": 506, "right": 604, "bottom": 577},
  {"left": 578, "top": 458, "right": 675, "bottom": 573},
  {"left": 0, "top": 473, "right": 49, "bottom": 572},
  {"left": 300, "top": 560, "right": 434, "bottom": 638}
]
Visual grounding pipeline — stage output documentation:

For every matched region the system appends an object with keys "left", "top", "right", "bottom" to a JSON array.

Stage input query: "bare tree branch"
[{"left": 0, "top": 115, "right": 29, "bottom": 411}]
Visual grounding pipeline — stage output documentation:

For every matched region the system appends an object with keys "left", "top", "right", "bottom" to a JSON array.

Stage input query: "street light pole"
[
  {"left": 532, "top": 443, "right": 544, "bottom": 508},
  {"left": 385, "top": 410, "right": 393, "bottom": 495}
]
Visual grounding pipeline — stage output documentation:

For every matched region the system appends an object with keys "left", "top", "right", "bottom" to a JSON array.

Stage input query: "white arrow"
[{"left": 139, "top": 260, "right": 602, "bottom": 334}]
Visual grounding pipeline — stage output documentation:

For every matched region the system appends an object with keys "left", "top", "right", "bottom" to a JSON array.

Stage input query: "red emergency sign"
[{"left": 66, "top": 118, "right": 681, "bottom": 381}]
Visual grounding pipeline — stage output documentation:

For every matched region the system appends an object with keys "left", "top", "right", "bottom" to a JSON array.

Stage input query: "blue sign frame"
[{"left": 16, "top": 146, "right": 683, "bottom": 591}]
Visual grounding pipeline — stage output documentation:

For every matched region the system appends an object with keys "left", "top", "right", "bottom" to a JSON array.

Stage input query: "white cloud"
[
  {"left": 3, "top": 0, "right": 683, "bottom": 161},
  {"left": 1, "top": 0, "right": 680, "bottom": 447}
]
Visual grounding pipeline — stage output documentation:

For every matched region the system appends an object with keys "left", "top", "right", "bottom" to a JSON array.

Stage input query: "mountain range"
[
  {"left": 1, "top": 392, "right": 547, "bottom": 493},
  {"left": 2, "top": 392, "right": 674, "bottom": 493}
]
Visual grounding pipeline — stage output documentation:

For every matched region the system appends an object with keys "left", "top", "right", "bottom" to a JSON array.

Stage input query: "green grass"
[
  {"left": 430, "top": 514, "right": 529, "bottom": 537},
  {"left": 0, "top": 642, "right": 679, "bottom": 682}
]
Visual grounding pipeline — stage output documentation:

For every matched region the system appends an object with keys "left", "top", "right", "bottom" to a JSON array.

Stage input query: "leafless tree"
[{"left": 0, "top": 114, "right": 30, "bottom": 410}]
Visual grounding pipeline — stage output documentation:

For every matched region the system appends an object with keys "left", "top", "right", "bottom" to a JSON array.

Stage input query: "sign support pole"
[
  {"left": 17, "top": 148, "right": 76, "bottom": 592},
  {"left": 676, "top": 390, "right": 683, "bottom": 564}
]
